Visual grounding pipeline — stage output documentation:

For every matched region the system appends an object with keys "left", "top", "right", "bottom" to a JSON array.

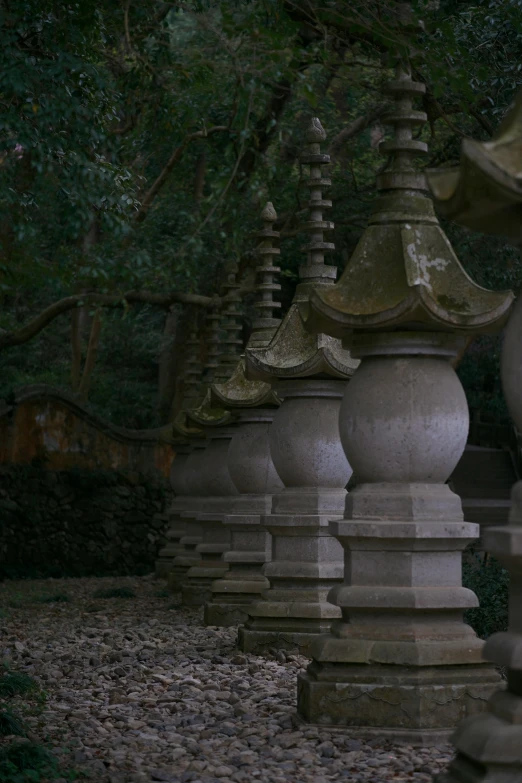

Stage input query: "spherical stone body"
[
  {"left": 502, "top": 296, "right": 522, "bottom": 432},
  {"left": 169, "top": 452, "right": 189, "bottom": 495},
  {"left": 227, "top": 413, "right": 284, "bottom": 495},
  {"left": 196, "top": 435, "right": 239, "bottom": 497},
  {"left": 269, "top": 380, "right": 352, "bottom": 489},
  {"left": 339, "top": 355, "right": 469, "bottom": 483},
  {"left": 183, "top": 443, "right": 208, "bottom": 496}
]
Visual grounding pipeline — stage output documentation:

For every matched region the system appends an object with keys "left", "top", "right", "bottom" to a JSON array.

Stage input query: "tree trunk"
[
  {"left": 78, "top": 309, "right": 103, "bottom": 402},
  {"left": 157, "top": 306, "right": 180, "bottom": 423},
  {"left": 70, "top": 220, "right": 99, "bottom": 393}
]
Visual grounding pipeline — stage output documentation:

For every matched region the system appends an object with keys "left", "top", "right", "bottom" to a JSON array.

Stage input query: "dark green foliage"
[
  {"left": 0, "top": 709, "right": 27, "bottom": 737},
  {"left": 0, "top": 741, "right": 57, "bottom": 781},
  {"left": 463, "top": 553, "right": 509, "bottom": 639},
  {"left": 0, "top": 672, "right": 38, "bottom": 699},
  {"left": 0, "top": 0, "right": 520, "bottom": 426},
  {"left": 92, "top": 586, "right": 136, "bottom": 599}
]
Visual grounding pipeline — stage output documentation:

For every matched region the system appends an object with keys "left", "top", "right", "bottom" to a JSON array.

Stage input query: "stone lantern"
[
  {"left": 180, "top": 269, "right": 242, "bottom": 606},
  {"left": 204, "top": 203, "right": 285, "bottom": 627},
  {"left": 239, "top": 119, "right": 359, "bottom": 655},
  {"left": 426, "top": 92, "right": 522, "bottom": 781},
  {"left": 297, "top": 58, "right": 513, "bottom": 740},
  {"left": 167, "top": 307, "right": 225, "bottom": 592},
  {"left": 156, "top": 329, "right": 205, "bottom": 585}
]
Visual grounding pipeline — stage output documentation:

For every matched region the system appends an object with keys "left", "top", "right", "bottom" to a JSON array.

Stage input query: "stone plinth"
[
  {"left": 435, "top": 295, "right": 522, "bottom": 781},
  {"left": 167, "top": 500, "right": 204, "bottom": 592},
  {"left": 155, "top": 445, "right": 191, "bottom": 578},
  {"left": 297, "top": 333, "right": 500, "bottom": 741},
  {"left": 238, "top": 379, "right": 351, "bottom": 655},
  {"left": 205, "top": 409, "right": 282, "bottom": 626},
  {"left": 167, "top": 440, "right": 207, "bottom": 591},
  {"left": 205, "top": 497, "right": 273, "bottom": 627},
  {"left": 155, "top": 501, "right": 187, "bottom": 579},
  {"left": 181, "top": 429, "right": 238, "bottom": 606}
]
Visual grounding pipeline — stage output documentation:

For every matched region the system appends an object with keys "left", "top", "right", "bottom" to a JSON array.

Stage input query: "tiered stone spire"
[
  {"left": 181, "top": 329, "right": 204, "bottom": 411},
  {"left": 211, "top": 204, "right": 283, "bottom": 409},
  {"left": 298, "top": 48, "right": 512, "bottom": 738},
  {"left": 246, "top": 119, "right": 358, "bottom": 381},
  {"left": 216, "top": 261, "right": 243, "bottom": 382},
  {"left": 248, "top": 202, "right": 282, "bottom": 349},
  {"left": 202, "top": 303, "right": 223, "bottom": 386},
  {"left": 299, "top": 117, "right": 337, "bottom": 289}
]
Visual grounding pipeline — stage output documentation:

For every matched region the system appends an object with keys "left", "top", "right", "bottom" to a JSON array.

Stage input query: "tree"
[{"left": 0, "top": 0, "right": 521, "bottom": 425}]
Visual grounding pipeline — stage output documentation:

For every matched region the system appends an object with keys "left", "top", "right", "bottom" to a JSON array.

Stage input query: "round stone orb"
[
  {"left": 183, "top": 441, "right": 208, "bottom": 496},
  {"left": 339, "top": 355, "right": 469, "bottom": 483},
  {"left": 196, "top": 432, "right": 239, "bottom": 497},
  {"left": 502, "top": 296, "right": 522, "bottom": 432},
  {"left": 269, "top": 379, "right": 352, "bottom": 489},
  {"left": 228, "top": 410, "right": 284, "bottom": 495},
  {"left": 169, "top": 450, "right": 190, "bottom": 495}
]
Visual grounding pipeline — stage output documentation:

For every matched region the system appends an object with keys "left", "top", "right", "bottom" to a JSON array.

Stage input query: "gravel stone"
[{"left": 0, "top": 575, "right": 455, "bottom": 782}]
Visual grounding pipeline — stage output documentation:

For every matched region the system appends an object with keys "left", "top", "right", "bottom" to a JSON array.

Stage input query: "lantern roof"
[{"left": 307, "top": 63, "right": 513, "bottom": 339}]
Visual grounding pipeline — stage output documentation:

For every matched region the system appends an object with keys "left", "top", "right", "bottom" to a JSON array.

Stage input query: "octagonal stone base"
[
  {"left": 238, "top": 618, "right": 338, "bottom": 657},
  {"left": 297, "top": 661, "right": 500, "bottom": 744}
]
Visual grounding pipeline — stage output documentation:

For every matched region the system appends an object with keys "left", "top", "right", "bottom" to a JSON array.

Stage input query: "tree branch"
[
  {"left": 133, "top": 125, "right": 229, "bottom": 224},
  {"left": 328, "top": 103, "right": 388, "bottom": 156},
  {"left": 0, "top": 286, "right": 253, "bottom": 352}
]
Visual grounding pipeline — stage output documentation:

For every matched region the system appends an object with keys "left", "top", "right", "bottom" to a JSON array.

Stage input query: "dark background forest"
[{"left": 1, "top": 0, "right": 521, "bottom": 429}]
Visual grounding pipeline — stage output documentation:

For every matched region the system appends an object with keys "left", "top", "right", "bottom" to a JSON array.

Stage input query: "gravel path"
[{"left": 0, "top": 575, "right": 454, "bottom": 782}]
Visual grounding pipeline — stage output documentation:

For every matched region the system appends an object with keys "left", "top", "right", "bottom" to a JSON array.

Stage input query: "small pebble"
[{"left": 0, "top": 575, "right": 453, "bottom": 782}]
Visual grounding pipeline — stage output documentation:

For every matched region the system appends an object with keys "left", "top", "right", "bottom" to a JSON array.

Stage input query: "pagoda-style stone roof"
[
  {"left": 246, "top": 120, "right": 358, "bottom": 381},
  {"left": 427, "top": 89, "right": 522, "bottom": 241},
  {"left": 211, "top": 202, "right": 282, "bottom": 408},
  {"left": 307, "top": 65, "right": 514, "bottom": 339}
]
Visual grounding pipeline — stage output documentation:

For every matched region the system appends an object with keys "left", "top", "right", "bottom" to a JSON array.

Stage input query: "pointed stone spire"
[
  {"left": 248, "top": 202, "right": 282, "bottom": 350},
  {"left": 246, "top": 119, "right": 357, "bottom": 382},
  {"left": 202, "top": 302, "right": 223, "bottom": 386},
  {"left": 182, "top": 328, "right": 204, "bottom": 411},
  {"left": 210, "top": 204, "right": 282, "bottom": 408},
  {"left": 215, "top": 261, "right": 243, "bottom": 382},
  {"left": 298, "top": 117, "right": 337, "bottom": 293}
]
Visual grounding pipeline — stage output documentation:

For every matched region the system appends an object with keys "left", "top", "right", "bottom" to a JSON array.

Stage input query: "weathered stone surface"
[
  {"left": 297, "top": 336, "right": 499, "bottom": 739},
  {"left": 181, "top": 430, "right": 238, "bottom": 606},
  {"left": 239, "top": 380, "right": 351, "bottom": 655},
  {"left": 205, "top": 408, "right": 282, "bottom": 627}
]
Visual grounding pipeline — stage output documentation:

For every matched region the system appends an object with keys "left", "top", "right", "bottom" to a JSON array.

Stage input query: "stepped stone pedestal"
[
  {"left": 297, "top": 335, "right": 500, "bottom": 742},
  {"left": 168, "top": 440, "right": 207, "bottom": 592},
  {"left": 238, "top": 380, "right": 351, "bottom": 655},
  {"left": 155, "top": 444, "right": 191, "bottom": 579},
  {"left": 205, "top": 409, "right": 282, "bottom": 626},
  {"left": 181, "top": 428, "right": 238, "bottom": 606}
]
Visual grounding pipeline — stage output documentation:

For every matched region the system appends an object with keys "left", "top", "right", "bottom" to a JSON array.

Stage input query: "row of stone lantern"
[{"left": 157, "top": 31, "right": 522, "bottom": 756}]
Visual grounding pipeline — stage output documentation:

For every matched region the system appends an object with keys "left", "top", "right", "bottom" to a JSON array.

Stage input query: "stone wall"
[
  {"left": 0, "top": 465, "right": 173, "bottom": 579},
  {"left": 0, "top": 385, "right": 175, "bottom": 476}
]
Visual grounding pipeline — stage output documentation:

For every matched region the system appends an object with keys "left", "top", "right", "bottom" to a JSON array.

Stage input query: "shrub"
[
  {"left": 0, "top": 672, "right": 38, "bottom": 699},
  {"left": 0, "top": 709, "right": 26, "bottom": 737},
  {"left": 463, "top": 553, "right": 509, "bottom": 639}
]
